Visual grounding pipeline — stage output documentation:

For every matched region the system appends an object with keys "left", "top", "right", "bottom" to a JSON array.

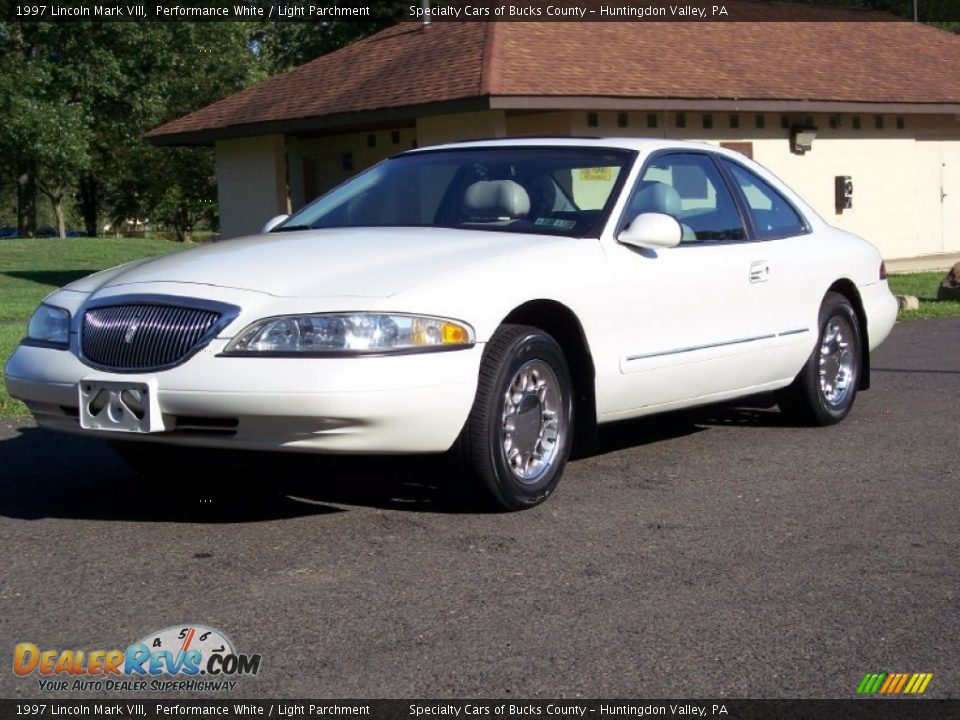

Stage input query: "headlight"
[
  {"left": 26, "top": 304, "right": 71, "bottom": 348},
  {"left": 223, "top": 313, "right": 474, "bottom": 355}
]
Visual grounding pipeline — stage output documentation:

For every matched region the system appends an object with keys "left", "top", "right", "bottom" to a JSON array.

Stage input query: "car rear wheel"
[
  {"left": 778, "top": 291, "right": 862, "bottom": 426},
  {"left": 456, "top": 324, "right": 574, "bottom": 511}
]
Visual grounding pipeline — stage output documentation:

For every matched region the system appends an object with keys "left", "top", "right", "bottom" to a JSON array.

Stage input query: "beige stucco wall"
[
  {"left": 417, "top": 110, "right": 507, "bottom": 145},
  {"left": 214, "top": 135, "right": 289, "bottom": 239},
  {"left": 751, "top": 133, "right": 922, "bottom": 259},
  {"left": 286, "top": 128, "right": 418, "bottom": 211}
]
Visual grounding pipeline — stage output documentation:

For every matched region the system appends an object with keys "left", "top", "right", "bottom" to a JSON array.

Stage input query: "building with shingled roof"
[{"left": 147, "top": 8, "right": 960, "bottom": 258}]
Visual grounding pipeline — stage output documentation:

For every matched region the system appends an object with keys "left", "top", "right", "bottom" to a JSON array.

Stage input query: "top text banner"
[{"left": 8, "top": 0, "right": 960, "bottom": 22}]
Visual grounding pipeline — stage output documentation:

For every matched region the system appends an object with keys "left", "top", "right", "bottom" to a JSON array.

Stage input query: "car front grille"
[{"left": 82, "top": 303, "right": 223, "bottom": 371}]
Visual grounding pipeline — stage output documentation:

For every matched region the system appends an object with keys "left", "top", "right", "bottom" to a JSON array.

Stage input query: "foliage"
[
  {"left": 103, "top": 23, "right": 261, "bottom": 241},
  {"left": 796, "top": 0, "right": 960, "bottom": 23},
  {"left": 0, "top": 23, "right": 92, "bottom": 237},
  {"left": 251, "top": 3, "right": 407, "bottom": 74},
  {"left": 0, "top": 21, "right": 260, "bottom": 240}
]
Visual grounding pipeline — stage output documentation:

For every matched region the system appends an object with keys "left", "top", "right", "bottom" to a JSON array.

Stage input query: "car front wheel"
[
  {"left": 456, "top": 324, "right": 574, "bottom": 511},
  {"left": 778, "top": 291, "right": 862, "bottom": 426}
]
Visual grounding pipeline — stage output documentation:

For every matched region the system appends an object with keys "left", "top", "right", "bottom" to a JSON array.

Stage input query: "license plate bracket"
[{"left": 78, "top": 378, "right": 164, "bottom": 433}]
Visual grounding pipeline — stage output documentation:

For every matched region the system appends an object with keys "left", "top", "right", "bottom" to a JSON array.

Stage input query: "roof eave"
[
  {"left": 147, "top": 94, "right": 960, "bottom": 148},
  {"left": 490, "top": 96, "right": 960, "bottom": 115},
  {"left": 146, "top": 96, "right": 493, "bottom": 147}
]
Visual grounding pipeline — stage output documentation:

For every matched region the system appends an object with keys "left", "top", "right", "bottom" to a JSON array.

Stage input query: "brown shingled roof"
[{"left": 147, "top": 6, "right": 960, "bottom": 146}]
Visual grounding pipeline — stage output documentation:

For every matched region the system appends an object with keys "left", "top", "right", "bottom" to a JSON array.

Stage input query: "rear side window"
[{"left": 722, "top": 160, "right": 807, "bottom": 239}]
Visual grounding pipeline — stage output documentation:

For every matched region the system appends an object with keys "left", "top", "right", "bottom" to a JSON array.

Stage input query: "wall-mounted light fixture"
[{"left": 790, "top": 126, "right": 818, "bottom": 155}]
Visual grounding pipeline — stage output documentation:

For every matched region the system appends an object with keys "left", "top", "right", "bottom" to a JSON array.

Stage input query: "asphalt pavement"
[{"left": 1, "top": 317, "right": 958, "bottom": 699}]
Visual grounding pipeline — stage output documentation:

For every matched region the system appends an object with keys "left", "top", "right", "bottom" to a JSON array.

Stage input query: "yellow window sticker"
[{"left": 578, "top": 167, "right": 613, "bottom": 182}]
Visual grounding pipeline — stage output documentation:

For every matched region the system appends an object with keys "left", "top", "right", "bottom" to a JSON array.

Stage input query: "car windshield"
[{"left": 276, "top": 146, "right": 636, "bottom": 238}]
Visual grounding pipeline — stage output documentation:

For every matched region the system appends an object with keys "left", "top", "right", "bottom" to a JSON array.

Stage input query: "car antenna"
[{"left": 421, "top": 0, "right": 431, "bottom": 26}]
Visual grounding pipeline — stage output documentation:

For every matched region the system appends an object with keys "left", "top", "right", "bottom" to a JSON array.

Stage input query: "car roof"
[{"left": 405, "top": 137, "right": 714, "bottom": 154}]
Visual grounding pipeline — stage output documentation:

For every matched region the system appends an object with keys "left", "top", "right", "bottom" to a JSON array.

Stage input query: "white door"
[
  {"left": 917, "top": 142, "right": 960, "bottom": 255},
  {"left": 601, "top": 152, "right": 780, "bottom": 417},
  {"left": 942, "top": 144, "right": 960, "bottom": 254}
]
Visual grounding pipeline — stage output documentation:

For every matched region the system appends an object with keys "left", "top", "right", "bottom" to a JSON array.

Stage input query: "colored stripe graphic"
[
  {"left": 880, "top": 674, "right": 898, "bottom": 693},
  {"left": 858, "top": 672, "right": 932, "bottom": 694},
  {"left": 857, "top": 673, "right": 886, "bottom": 694}
]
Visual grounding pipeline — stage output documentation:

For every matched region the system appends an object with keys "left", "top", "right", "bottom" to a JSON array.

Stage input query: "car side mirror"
[
  {"left": 617, "top": 212, "right": 682, "bottom": 250},
  {"left": 261, "top": 214, "right": 290, "bottom": 234}
]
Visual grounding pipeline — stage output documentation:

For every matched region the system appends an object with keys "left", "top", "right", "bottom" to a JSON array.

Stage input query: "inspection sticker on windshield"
[
  {"left": 534, "top": 217, "right": 577, "bottom": 230},
  {"left": 578, "top": 167, "right": 613, "bottom": 181}
]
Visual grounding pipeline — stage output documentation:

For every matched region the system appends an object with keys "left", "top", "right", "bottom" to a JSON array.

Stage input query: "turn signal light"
[{"left": 441, "top": 322, "right": 470, "bottom": 344}]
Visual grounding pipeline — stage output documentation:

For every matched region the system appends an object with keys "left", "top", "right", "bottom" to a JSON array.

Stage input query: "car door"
[
  {"left": 599, "top": 151, "right": 781, "bottom": 417},
  {"left": 717, "top": 158, "right": 821, "bottom": 385}
]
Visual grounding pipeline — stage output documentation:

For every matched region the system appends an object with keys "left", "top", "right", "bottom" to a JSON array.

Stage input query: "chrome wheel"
[
  {"left": 501, "top": 359, "right": 563, "bottom": 483},
  {"left": 458, "top": 324, "right": 573, "bottom": 510},
  {"left": 818, "top": 315, "right": 856, "bottom": 408},
  {"left": 778, "top": 292, "right": 861, "bottom": 427}
]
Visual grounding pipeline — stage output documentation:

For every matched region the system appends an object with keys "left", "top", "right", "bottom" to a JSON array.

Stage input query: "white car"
[{"left": 5, "top": 139, "right": 897, "bottom": 510}]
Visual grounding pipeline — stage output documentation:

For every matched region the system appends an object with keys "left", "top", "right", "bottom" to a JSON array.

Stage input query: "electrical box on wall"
[{"left": 835, "top": 176, "right": 853, "bottom": 213}]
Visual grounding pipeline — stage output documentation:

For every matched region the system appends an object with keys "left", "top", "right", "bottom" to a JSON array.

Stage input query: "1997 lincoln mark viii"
[{"left": 5, "top": 138, "right": 898, "bottom": 510}]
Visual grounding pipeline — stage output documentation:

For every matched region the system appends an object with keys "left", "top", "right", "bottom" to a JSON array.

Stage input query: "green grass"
[
  {"left": 0, "top": 237, "right": 186, "bottom": 321},
  {"left": 887, "top": 271, "right": 960, "bottom": 321},
  {"left": 1, "top": 237, "right": 187, "bottom": 417},
  {"left": 0, "top": 324, "right": 29, "bottom": 417}
]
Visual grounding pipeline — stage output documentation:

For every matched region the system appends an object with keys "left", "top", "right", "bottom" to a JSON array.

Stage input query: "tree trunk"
[
  {"left": 174, "top": 205, "right": 192, "bottom": 243},
  {"left": 37, "top": 181, "right": 66, "bottom": 238},
  {"left": 53, "top": 196, "right": 66, "bottom": 239},
  {"left": 78, "top": 174, "right": 99, "bottom": 237},
  {"left": 16, "top": 157, "right": 37, "bottom": 238}
]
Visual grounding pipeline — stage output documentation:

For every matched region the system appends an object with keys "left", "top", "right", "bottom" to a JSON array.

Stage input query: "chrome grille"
[{"left": 82, "top": 303, "right": 222, "bottom": 371}]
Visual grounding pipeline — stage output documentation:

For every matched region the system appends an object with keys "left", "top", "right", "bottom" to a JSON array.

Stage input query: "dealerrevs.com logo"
[{"left": 13, "top": 624, "right": 262, "bottom": 692}]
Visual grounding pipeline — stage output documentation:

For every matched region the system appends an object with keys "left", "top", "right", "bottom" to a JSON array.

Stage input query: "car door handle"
[{"left": 750, "top": 261, "right": 771, "bottom": 283}]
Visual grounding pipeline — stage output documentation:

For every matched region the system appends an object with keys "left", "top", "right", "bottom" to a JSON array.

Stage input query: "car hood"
[{"left": 90, "top": 228, "right": 568, "bottom": 298}]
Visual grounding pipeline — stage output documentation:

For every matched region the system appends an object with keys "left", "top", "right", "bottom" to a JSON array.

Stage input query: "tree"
[
  {"left": 252, "top": 4, "right": 406, "bottom": 74},
  {"left": 0, "top": 23, "right": 111, "bottom": 237},
  {"left": 129, "top": 23, "right": 262, "bottom": 240},
  {"left": 0, "top": 21, "right": 262, "bottom": 240}
]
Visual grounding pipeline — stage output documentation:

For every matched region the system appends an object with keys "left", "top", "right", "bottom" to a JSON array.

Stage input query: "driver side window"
[{"left": 624, "top": 153, "right": 745, "bottom": 243}]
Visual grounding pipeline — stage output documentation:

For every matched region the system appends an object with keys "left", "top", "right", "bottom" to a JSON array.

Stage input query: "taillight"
[{"left": 879, "top": 261, "right": 888, "bottom": 280}]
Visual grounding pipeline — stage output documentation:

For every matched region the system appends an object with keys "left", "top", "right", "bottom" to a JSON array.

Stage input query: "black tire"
[
  {"left": 456, "top": 324, "right": 574, "bottom": 511},
  {"left": 777, "top": 291, "right": 862, "bottom": 426}
]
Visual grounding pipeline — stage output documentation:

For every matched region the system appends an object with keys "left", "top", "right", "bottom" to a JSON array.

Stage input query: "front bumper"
[{"left": 4, "top": 340, "right": 483, "bottom": 453}]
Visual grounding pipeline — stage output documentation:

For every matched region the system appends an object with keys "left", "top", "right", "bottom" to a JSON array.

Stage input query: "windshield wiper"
[{"left": 271, "top": 224, "right": 311, "bottom": 232}]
